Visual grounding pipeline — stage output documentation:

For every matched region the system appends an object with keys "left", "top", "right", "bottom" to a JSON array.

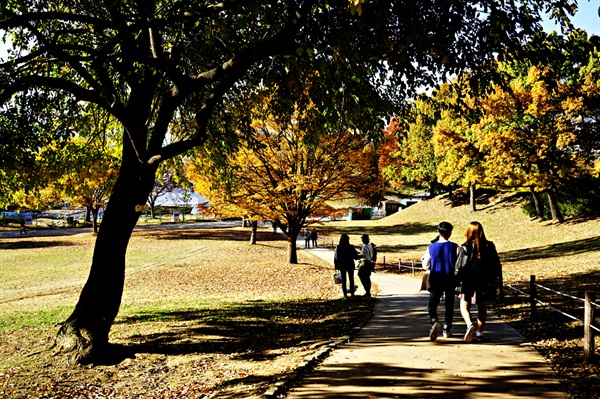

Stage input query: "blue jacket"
[{"left": 428, "top": 241, "right": 458, "bottom": 290}]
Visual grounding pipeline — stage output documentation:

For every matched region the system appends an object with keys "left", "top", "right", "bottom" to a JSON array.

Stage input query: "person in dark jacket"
[
  {"left": 454, "top": 221, "right": 502, "bottom": 342},
  {"left": 422, "top": 221, "right": 459, "bottom": 341},
  {"left": 334, "top": 234, "right": 360, "bottom": 298},
  {"left": 454, "top": 222, "right": 502, "bottom": 342},
  {"left": 311, "top": 229, "right": 318, "bottom": 247}
]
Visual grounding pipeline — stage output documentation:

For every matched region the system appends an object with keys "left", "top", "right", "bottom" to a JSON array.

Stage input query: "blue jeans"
[
  {"left": 340, "top": 269, "right": 355, "bottom": 296},
  {"left": 428, "top": 288, "right": 455, "bottom": 329}
]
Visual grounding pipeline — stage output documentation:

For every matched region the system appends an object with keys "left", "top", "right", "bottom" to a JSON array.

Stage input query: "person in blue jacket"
[{"left": 422, "top": 221, "right": 459, "bottom": 341}]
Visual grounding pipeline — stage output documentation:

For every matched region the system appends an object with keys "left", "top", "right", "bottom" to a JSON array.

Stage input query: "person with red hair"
[{"left": 454, "top": 221, "right": 503, "bottom": 343}]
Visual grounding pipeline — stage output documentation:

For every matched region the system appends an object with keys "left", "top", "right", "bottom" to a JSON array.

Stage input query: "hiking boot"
[
  {"left": 464, "top": 324, "right": 476, "bottom": 343},
  {"left": 429, "top": 322, "right": 441, "bottom": 341}
]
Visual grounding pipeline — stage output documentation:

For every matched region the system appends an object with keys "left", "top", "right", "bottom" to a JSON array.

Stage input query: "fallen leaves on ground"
[{"left": 0, "top": 228, "right": 373, "bottom": 399}]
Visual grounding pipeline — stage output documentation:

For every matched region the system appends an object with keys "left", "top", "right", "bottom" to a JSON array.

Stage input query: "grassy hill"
[{"left": 320, "top": 191, "right": 600, "bottom": 286}]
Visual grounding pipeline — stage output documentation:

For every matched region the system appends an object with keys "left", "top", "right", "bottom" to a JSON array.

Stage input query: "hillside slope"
[{"left": 322, "top": 191, "right": 600, "bottom": 284}]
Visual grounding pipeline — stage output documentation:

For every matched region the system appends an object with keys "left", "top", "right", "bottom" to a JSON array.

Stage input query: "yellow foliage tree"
[{"left": 188, "top": 105, "right": 374, "bottom": 263}]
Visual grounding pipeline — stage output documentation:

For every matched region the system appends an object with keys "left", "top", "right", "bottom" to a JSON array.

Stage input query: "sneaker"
[
  {"left": 475, "top": 332, "right": 485, "bottom": 342},
  {"left": 442, "top": 328, "right": 452, "bottom": 338},
  {"left": 429, "top": 322, "right": 441, "bottom": 341},
  {"left": 464, "top": 324, "right": 476, "bottom": 343}
]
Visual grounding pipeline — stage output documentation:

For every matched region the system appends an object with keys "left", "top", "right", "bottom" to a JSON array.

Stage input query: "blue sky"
[{"left": 542, "top": 0, "right": 600, "bottom": 35}]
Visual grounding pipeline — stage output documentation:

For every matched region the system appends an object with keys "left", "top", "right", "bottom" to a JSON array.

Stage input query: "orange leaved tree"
[{"left": 187, "top": 106, "right": 374, "bottom": 263}]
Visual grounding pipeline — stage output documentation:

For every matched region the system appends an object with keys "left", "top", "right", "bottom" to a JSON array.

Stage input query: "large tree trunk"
[
  {"left": 54, "top": 130, "right": 157, "bottom": 365},
  {"left": 287, "top": 231, "right": 299, "bottom": 264},
  {"left": 546, "top": 189, "right": 564, "bottom": 223},
  {"left": 250, "top": 220, "right": 258, "bottom": 244},
  {"left": 469, "top": 184, "right": 477, "bottom": 212}
]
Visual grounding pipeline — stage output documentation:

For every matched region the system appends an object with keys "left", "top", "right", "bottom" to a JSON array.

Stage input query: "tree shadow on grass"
[
  {"left": 0, "top": 240, "right": 76, "bottom": 250},
  {"left": 500, "top": 236, "right": 600, "bottom": 263},
  {"left": 110, "top": 298, "right": 372, "bottom": 363},
  {"left": 136, "top": 229, "right": 284, "bottom": 242},
  {"left": 320, "top": 222, "right": 435, "bottom": 238}
]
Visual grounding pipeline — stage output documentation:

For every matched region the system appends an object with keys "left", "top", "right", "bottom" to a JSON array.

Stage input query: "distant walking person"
[
  {"left": 20, "top": 217, "right": 27, "bottom": 235},
  {"left": 454, "top": 221, "right": 502, "bottom": 343},
  {"left": 422, "top": 221, "right": 458, "bottom": 341},
  {"left": 358, "top": 234, "right": 375, "bottom": 297},
  {"left": 303, "top": 229, "right": 311, "bottom": 248},
  {"left": 311, "top": 229, "right": 318, "bottom": 247},
  {"left": 334, "top": 234, "right": 360, "bottom": 298}
]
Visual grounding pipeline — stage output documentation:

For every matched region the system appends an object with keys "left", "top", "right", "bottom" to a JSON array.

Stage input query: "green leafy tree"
[
  {"left": 432, "top": 79, "right": 485, "bottom": 211},
  {"left": 54, "top": 137, "right": 121, "bottom": 233},
  {"left": 0, "top": 0, "right": 575, "bottom": 363},
  {"left": 381, "top": 98, "right": 442, "bottom": 197}
]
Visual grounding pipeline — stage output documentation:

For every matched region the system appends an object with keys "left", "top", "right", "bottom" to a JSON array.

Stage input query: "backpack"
[{"left": 371, "top": 243, "right": 377, "bottom": 263}]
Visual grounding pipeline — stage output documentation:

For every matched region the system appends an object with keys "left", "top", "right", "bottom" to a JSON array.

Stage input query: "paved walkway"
[{"left": 287, "top": 240, "right": 567, "bottom": 398}]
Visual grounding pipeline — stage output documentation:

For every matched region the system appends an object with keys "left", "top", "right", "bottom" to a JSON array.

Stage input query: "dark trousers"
[
  {"left": 359, "top": 273, "right": 371, "bottom": 295},
  {"left": 340, "top": 269, "right": 355, "bottom": 296},
  {"left": 428, "top": 287, "right": 455, "bottom": 328}
]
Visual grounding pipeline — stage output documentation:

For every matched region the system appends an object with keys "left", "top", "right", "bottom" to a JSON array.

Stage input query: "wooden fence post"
[
  {"left": 530, "top": 275, "right": 537, "bottom": 320},
  {"left": 498, "top": 271, "right": 504, "bottom": 302},
  {"left": 584, "top": 291, "right": 596, "bottom": 364},
  {"left": 411, "top": 261, "right": 415, "bottom": 276}
]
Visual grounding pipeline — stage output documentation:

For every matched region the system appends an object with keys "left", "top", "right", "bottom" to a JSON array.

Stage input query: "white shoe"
[{"left": 464, "top": 324, "right": 476, "bottom": 343}]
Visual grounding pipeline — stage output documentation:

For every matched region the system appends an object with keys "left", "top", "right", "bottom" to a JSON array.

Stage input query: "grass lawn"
[{"left": 0, "top": 227, "right": 373, "bottom": 398}]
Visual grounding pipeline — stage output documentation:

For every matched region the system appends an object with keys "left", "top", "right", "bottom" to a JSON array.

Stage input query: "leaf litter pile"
[{"left": 0, "top": 227, "right": 373, "bottom": 398}]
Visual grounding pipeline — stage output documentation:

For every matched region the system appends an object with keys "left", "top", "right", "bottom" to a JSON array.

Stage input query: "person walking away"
[
  {"left": 422, "top": 221, "right": 458, "bottom": 341},
  {"left": 454, "top": 221, "right": 502, "bottom": 343},
  {"left": 311, "top": 229, "right": 318, "bottom": 247},
  {"left": 334, "top": 234, "right": 361, "bottom": 298},
  {"left": 303, "top": 229, "right": 311, "bottom": 248},
  {"left": 358, "top": 234, "right": 375, "bottom": 297}
]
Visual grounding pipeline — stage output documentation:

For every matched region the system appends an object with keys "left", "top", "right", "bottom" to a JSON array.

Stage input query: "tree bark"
[
  {"left": 546, "top": 189, "right": 564, "bottom": 223},
  {"left": 91, "top": 207, "right": 99, "bottom": 233},
  {"left": 250, "top": 220, "right": 258, "bottom": 244},
  {"left": 54, "top": 131, "right": 157, "bottom": 364},
  {"left": 529, "top": 187, "right": 543, "bottom": 218},
  {"left": 287, "top": 231, "right": 299, "bottom": 264},
  {"left": 469, "top": 184, "right": 477, "bottom": 212}
]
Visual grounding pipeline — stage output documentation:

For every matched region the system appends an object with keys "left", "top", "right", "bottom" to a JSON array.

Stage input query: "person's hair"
[
  {"left": 339, "top": 233, "right": 350, "bottom": 245},
  {"left": 361, "top": 234, "right": 369, "bottom": 243},
  {"left": 465, "top": 221, "right": 488, "bottom": 259},
  {"left": 437, "top": 221, "right": 453, "bottom": 238}
]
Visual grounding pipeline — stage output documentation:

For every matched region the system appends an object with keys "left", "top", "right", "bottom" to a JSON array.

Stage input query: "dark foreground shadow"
[
  {"left": 0, "top": 240, "right": 76, "bottom": 250},
  {"left": 107, "top": 297, "right": 373, "bottom": 363}
]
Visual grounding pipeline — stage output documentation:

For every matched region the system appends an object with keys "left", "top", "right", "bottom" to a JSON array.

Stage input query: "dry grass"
[{"left": 0, "top": 227, "right": 372, "bottom": 398}]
